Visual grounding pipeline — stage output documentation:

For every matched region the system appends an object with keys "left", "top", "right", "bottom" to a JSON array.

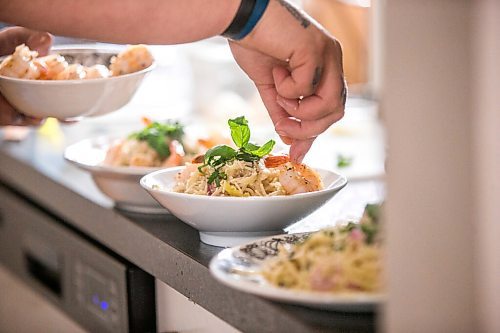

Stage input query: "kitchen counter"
[{"left": 0, "top": 124, "right": 380, "bottom": 333}]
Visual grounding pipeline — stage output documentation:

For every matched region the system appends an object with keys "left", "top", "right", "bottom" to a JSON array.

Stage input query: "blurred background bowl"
[
  {"left": 64, "top": 136, "right": 168, "bottom": 214},
  {"left": 0, "top": 47, "right": 154, "bottom": 120}
]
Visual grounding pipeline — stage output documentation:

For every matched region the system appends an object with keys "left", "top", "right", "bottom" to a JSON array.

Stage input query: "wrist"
[{"left": 222, "top": 0, "right": 270, "bottom": 41}]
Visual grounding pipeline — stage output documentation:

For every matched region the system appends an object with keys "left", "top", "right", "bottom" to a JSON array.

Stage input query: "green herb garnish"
[
  {"left": 360, "top": 203, "right": 381, "bottom": 244},
  {"left": 361, "top": 222, "right": 378, "bottom": 245},
  {"left": 336, "top": 154, "right": 353, "bottom": 168},
  {"left": 364, "top": 203, "right": 381, "bottom": 224},
  {"left": 199, "top": 116, "right": 275, "bottom": 186},
  {"left": 128, "top": 121, "right": 184, "bottom": 159}
]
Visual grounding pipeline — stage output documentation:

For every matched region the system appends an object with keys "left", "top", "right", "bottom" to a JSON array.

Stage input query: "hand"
[
  {"left": 228, "top": 0, "right": 346, "bottom": 162},
  {"left": 0, "top": 26, "right": 53, "bottom": 126}
]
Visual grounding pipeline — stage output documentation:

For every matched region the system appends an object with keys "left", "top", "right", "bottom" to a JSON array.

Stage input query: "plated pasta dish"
[
  {"left": 104, "top": 118, "right": 226, "bottom": 168},
  {"left": 261, "top": 204, "right": 382, "bottom": 293},
  {"left": 173, "top": 116, "right": 324, "bottom": 197}
]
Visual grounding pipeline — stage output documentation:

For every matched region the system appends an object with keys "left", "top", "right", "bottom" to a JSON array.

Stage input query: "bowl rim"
[
  {"left": 64, "top": 135, "right": 164, "bottom": 176},
  {"left": 140, "top": 166, "right": 348, "bottom": 202},
  {"left": 0, "top": 46, "right": 155, "bottom": 84},
  {"left": 67, "top": 158, "right": 162, "bottom": 176}
]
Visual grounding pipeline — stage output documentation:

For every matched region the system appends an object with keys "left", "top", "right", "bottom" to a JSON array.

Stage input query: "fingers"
[
  {"left": 289, "top": 138, "right": 315, "bottom": 163},
  {"left": 0, "top": 94, "right": 43, "bottom": 126},
  {"left": 272, "top": 59, "right": 322, "bottom": 99},
  {"left": 274, "top": 108, "right": 345, "bottom": 141},
  {"left": 255, "top": 84, "right": 293, "bottom": 144},
  {"left": 272, "top": 39, "right": 346, "bottom": 141},
  {"left": 275, "top": 39, "right": 345, "bottom": 118},
  {"left": 0, "top": 26, "right": 53, "bottom": 56},
  {"left": 276, "top": 71, "right": 346, "bottom": 122}
]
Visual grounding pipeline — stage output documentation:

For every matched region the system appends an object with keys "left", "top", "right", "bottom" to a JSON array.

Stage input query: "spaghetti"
[{"left": 262, "top": 205, "right": 382, "bottom": 293}]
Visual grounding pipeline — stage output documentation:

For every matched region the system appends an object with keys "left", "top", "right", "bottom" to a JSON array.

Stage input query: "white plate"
[
  {"left": 209, "top": 233, "right": 384, "bottom": 311},
  {"left": 64, "top": 136, "right": 168, "bottom": 214},
  {"left": 141, "top": 167, "right": 347, "bottom": 247}
]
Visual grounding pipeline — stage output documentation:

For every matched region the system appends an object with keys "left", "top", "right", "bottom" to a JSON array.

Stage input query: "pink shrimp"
[
  {"left": 162, "top": 140, "right": 185, "bottom": 167},
  {"left": 264, "top": 155, "right": 323, "bottom": 194}
]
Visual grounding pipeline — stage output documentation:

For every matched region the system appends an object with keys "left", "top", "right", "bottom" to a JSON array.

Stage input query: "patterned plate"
[{"left": 209, "top": 233, "right": 384, "bottom": 312}]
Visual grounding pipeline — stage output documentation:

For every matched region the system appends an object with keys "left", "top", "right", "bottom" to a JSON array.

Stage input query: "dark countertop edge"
[{"left": 0, "top": 150, "right": 374, "bottom": 333}]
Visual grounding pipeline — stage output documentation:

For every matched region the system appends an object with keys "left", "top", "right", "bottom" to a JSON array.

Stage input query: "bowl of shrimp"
[
  {"left": 0, "top": 44, "right": 154, "bottom": 119},
  {"left": 64, "top": 119, "right": 228, "bottom": 213},
  {"left": 140, "top": 155, "right": 348, "bottom": 247}
]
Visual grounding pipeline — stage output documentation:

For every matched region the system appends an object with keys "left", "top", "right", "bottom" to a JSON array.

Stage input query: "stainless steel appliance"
[{"left": 0, "top": 184, "right": 156, "bottom": 333}]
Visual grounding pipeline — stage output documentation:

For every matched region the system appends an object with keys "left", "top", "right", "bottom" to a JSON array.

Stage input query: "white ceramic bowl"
[
  {"left": 0, "top": 47, "right": 154, "bottom": 119},
  {"left": 64, "top": 136, "right": 168, "bottom": 214},
  {"left": 140, "top": 167, "right": 348, "bottom": 247}
]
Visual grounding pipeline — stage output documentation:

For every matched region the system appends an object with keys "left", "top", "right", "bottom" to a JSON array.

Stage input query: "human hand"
[
  {"left": 0, "top": 26, "right": 53, "bottom": 126},
  {"left": 228, "top": 0, "right": 346, "bottom": 163}
]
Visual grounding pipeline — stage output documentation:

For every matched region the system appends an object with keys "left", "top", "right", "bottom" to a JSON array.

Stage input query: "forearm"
[{"left": 0, "top": 0, "right": 240, "bottom": 44}]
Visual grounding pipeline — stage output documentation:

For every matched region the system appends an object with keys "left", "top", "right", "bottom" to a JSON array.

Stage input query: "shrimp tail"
[{"left": 264, "top": 155, "right": 290, "bottom": 168}]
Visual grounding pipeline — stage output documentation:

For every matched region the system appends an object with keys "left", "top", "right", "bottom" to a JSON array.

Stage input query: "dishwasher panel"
[{"left": 0, "top": 184, "right": 155, "bottom": 333}]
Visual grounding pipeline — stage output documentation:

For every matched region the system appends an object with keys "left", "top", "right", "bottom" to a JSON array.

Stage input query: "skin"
[
  {"left": 0, "top": 27, "right": 52, "bottom": 126},
  {"left": 0, "top": 0, "right": 345, "bottom": 162}
]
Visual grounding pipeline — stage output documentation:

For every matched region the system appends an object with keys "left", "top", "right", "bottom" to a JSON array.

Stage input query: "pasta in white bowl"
[
  {"left": 140, "top": 116, "right": 347, "bottom": 246},
  {"left": 140, "top": 166, "right": 346, "bottom": 247}
]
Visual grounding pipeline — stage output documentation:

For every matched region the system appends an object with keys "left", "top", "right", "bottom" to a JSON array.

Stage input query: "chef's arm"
[
  {"left": 0, "top": 0, "right": 346, "bottom": 162},
  {"left": 0, "top": 0, "right": 240, "bottom": 44}
]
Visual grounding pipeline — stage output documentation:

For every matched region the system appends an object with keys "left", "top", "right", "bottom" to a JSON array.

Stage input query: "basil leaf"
[
  {"left": 336, "top": 154, "right": 353, "bottom": 168},
  {"left": 149, "top": 134, "right": 170, "bottom": 159},
  {"left": 207, "top": 170, "right": 219, "bottom": 185},
  {"left": 128, "top": 121, "right": 184, "bottom": 159},
  {"left": 361, "top": 222, "right": 378, "bottom": 244},
  {"left": 201, "top": 116, "right": 278, "bottom": 188},
  {"left": 249, "top": 139, "right": 275, "bottom": 158},
  {"left": 364, "top": 203, "right": 381, "bottom": 224},
  {"left": 229, "top": 116, "right": 248, "bottom": 127},
  {"left": 228, "top": 117, "right": 250, "bottom": 148},
  {"left": 244, "top": 142, "right": 259, "bottom": 151},
  {"left": 207, "top": 168, "right": 227, "bottom": 186},
  {"left": 236, "top": 151, "right": 260, "bottom": 162},
  {"left": 204, "top": 145, "right": 237, "bottom": 164}
]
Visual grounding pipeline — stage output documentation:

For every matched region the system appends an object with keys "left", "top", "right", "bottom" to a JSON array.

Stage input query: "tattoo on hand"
[
  {"left": 312, "top": 67, "right": 322, "bottom": 89},
  {"left": 341, "top": 80, "right": 348, "bottom": 106},
  {"left": 277, "top": 0, "right": 310, "bottom": 28}
]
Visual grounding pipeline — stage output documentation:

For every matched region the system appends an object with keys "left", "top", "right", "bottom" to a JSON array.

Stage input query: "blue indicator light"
[
  {"left": 100, "top": 301, "right": 109, "bottom": 311},
  {"left": 92, "top": 295, "right": 99, "bottom": 305}
]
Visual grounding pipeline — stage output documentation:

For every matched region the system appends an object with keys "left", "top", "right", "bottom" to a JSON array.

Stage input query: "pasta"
[
  {"left": 173, "top": 116, "right": 324, "bottom": 197},
  {"left": 104, "top": 120, "right": 186, "bottom": 168},
  {"left": 261, "top": 205, "right": 382, "bottom": 293},
  {"left": 103, "top": 119, "right": 228, "bottom": 168},
  {"left": 174, "top": 157, "right": 324, "bottom": 197},
  {"left": 174, "top": 160, "right": 286, "bottom": 197}
]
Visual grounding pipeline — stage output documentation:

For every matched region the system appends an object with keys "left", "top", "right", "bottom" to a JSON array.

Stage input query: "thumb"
[{"left": 26, "top": 31, "right": 53, "bottom": 56}]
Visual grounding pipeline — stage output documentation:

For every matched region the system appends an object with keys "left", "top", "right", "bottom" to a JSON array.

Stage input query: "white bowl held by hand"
[
  {"left": 140, "top": 167, "right": 348, "bottom": 247},
  {"left": 64, "top": 136, "right": 167, "bottom": 214},
  {"left": 0, "top": 47, "right": 154, "bottom": 119}
]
